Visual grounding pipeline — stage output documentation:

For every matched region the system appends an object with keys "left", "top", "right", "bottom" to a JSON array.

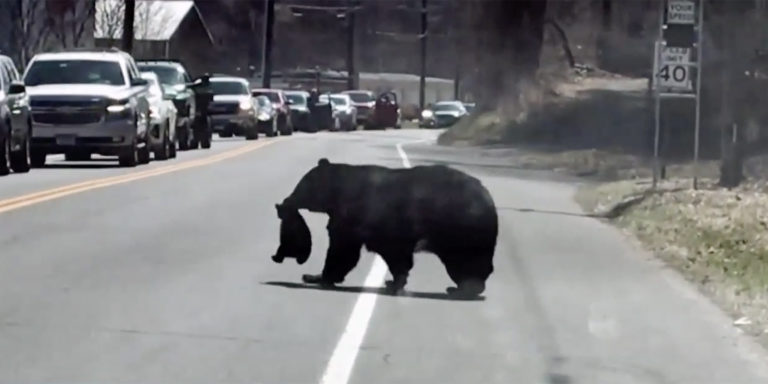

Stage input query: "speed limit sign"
[{"left": 656, "top": 46, "right": 693, "bottom": 91}]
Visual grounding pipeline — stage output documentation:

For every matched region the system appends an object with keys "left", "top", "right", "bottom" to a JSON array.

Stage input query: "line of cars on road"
[{"left": 1, "top": 46, "right": 474, "bottom": 177}]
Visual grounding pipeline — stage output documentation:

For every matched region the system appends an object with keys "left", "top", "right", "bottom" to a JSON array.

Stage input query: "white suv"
[{"left": 23, "top": 49, "right": 151, "bottom": 167}]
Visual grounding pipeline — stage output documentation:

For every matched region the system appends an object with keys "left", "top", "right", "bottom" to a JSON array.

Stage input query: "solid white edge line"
[
  {"left": 318, "top": 141, "right": 415, "bottom": 384},
  {"left": 395, "top": 143, "right": 412, "bottom": 168}
]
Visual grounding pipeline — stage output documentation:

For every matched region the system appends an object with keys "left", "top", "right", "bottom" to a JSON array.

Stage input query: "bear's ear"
[
  {"left": 275, "top": 203, "right": 284, "bottom": 218},
  {"left": 318, "top": 158, "right": 330, "bottom": 167}
]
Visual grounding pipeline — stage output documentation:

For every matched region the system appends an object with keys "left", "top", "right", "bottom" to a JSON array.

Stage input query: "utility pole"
[
  {"left": 261, "top": 0, "right": 275, "bottom": 88},
  {"left": 419, "top": 0, "right": 427, "bottom": 111},
  {"left": 122, "top": 0, "right": 136, "bottom": 53},
  {"left": 346, "top": 0, "right": 356, "bottom": 90}
]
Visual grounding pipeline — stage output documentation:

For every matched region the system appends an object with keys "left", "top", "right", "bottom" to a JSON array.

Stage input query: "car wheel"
[
  {"left": 10, "top": 129, "right": 31, "bottom": 173},
  {"left": 0, "top": 132, "right": 10, "bottom": 176},
  {"left": 155, "top": 123, "right": 171, "bottom": 161},
  {"left": 266, "top": 119, "right": 277, "bottom": 137},
  {"left": 219, "top": 129, "right": 233, "bottom": 138},
  {"left": 138, "top": 143, "right": 151, "bottom": 164},
  {"left": 119, "top": 139, "right": 139, "bottom": 167},
  {"left": 245, "top": 123, "right": 259, "bottom": 140}
]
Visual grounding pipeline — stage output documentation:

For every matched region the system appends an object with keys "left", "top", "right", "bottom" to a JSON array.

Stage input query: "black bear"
[
  {"left": 271, "top": 204, "right": 312, "bottom": 265},
  {"left": 277, "top": 158, "right": 498, "bottom": 298}
]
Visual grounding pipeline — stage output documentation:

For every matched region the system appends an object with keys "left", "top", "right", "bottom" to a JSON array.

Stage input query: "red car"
[
  {"left": 251, "top": 88, "right": 293, "bottom": 135},
  {"left": 366, "top": 91, "right": 401, "bottom": 130}
]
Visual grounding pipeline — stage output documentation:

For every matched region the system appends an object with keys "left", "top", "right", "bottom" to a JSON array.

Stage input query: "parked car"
[
  {"left": 137, "top": 60, "right": 197, "bottom": 151},
  {"left": 254, "top": 95, "right": 278, "bottom": 138},
  {"left": 0, "top": 54, "right": 31, "bottom": 174},
  {"left": 140, "top": 72, "right": 177, "bottom": 160},
  {"left": 284, "top": 90, "right": 311, "bottom": 132},
  {"left": 420, "top": 100, "right": 469, "bottom": 128},
  {"left": 208, "top": 76, "right": 258, "bottom": 139},
  {"left": 342, "top": 90, "right": 375, "bottom": 125},
  {"left": 251, "top": 88, "right": 292, "bottom": 135},
  {"left": 366, "top": 91, "right": 401, "bottom": 130},
  {"left": 324, "top": 93, "right": 357, "bottom": 131},
  {"left": 463, "top": 102, "right": 476, "bottom": 115},
  {"left": 23, "top": 49, "right": 151, "bottom": 167}
]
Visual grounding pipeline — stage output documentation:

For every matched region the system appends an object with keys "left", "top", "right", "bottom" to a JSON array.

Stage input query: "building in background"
[{"left": 94, "top": 0, "right": 215, "bottom": 77}]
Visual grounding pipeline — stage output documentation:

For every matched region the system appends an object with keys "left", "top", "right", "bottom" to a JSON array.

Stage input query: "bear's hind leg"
[{"left": 436, "top": 248, "right": 493, "bottom": 299}]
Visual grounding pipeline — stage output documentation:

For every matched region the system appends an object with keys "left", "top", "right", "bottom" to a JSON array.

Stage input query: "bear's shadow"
[{"left": 262, "top": 281, "right": 485, "bottom": 302}]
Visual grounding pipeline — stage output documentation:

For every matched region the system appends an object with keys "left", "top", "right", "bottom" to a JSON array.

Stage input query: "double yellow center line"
[{"left": 0, "top": 139, "right": 278, "bottom": 215}]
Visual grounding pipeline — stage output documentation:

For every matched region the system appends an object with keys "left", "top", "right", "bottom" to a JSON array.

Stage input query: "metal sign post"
[
  {"left": 652, "top": 0, "right": 702, "bottom": 190},
  {"left": 692, "top": 0, "right": 704, "bottom": 190}
]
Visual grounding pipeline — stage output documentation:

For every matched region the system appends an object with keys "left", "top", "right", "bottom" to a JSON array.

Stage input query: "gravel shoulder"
[{"left": 577, "top": 178, "right": 768, "bottom": 346}]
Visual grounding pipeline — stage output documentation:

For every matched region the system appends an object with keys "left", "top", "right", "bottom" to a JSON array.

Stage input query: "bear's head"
[
  {"left": 272, "top": 204, "right": 312, "bottom": 265},
  {"left": 281, "top": 158, "right": 335, "bottom": 213}
]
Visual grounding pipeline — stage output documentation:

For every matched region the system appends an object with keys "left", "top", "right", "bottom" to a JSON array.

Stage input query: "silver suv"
[
  {"left": 0, "top": 55, "right": 31, "bottom": 175},
  {"left": 23, "top": 49, "right": 151, "bottom": 167}
]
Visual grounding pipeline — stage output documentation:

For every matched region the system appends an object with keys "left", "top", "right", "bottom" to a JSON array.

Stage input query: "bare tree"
[
  {"left": 1, "top": 0, "right": 52, "bottom": 66},
  {"left": 95, "top": 0, "right": 125, "bottom": 41},
  {"left": 96, "top": 0, "right": 173, "bottom": 47},
  {"left": 134, "top": 0, "right": 172, "bottom": 40},
  {"left": 47, "top": 0, "right": 96, "bottom": 49}
]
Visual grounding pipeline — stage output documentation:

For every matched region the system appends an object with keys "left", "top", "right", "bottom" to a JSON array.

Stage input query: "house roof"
[{"left": 94, "top": 0, "right": 214, "bottom": 44}]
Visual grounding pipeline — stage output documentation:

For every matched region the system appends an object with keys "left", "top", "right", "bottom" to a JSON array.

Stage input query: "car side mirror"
[
  {"left": 131, "top": 78, "right": 149, "bottom": 87},
  {"left": 8, "top": 81, "right": 25, "bottom": 95}
]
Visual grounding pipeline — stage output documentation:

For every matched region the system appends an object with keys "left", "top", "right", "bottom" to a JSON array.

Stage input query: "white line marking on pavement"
[
  {"left": 395, "top": 142, "right": 411, "bottom": 168},
  {"left": 319, "top": 140, "right": 417, "bottom": 384}
]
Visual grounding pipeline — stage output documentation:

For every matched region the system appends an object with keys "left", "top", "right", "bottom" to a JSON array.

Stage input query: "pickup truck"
[{"left": 23, "top": 49, "right": 151, "bottom": 167}]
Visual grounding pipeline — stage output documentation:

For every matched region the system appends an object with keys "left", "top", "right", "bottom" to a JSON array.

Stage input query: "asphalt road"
[{"left": 0, "top": 129, "right": 767, "bottom": 384}]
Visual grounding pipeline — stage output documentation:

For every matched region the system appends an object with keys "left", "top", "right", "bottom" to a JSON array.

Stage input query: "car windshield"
[
  {"left": 142, "top": 76, "right": 163, "bottom": 98},
  {"left": 210, "top": 81, "right": 248, "bottom": 95},
  {"left": 346, "top": 92, "right": 373, "bottom": 103},
  {"left": 286, "top": 94, "right": 306, "bottom": 106},
  {"left": 253, "top": 91, "right": 281, "bottom": 103},
  {"left": 138, "top": 65, "right": 185, "bottom": 85},
  {"left": 256, "top": 96, "right": 271, "bottom": 107},
  {"left": 434, "top": 103, "right": 463, "bottom": 112},
  {"left": 24, "top": 60, "right": 125, "bottom": 86},
  {"left": 331, "top": 96, "right": 347, "bottom": 106}
]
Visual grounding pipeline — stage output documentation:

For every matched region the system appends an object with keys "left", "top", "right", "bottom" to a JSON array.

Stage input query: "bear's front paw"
[
  {"left": 384, "top": 279, "right": 406, "bottom": 296},
  {"left": 302, "top": 274, "right": 324, "bottom": 284}
]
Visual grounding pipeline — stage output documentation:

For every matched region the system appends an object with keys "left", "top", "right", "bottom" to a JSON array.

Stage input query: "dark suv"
[
  {"left": 0, "top": 55, "right": 31, "bottom": 174},
  {"left": 137, "top": 60, "right": 201, "bottom": 150}
]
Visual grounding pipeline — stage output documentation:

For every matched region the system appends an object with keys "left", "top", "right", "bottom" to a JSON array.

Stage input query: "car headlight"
[
  {"left": 239, "top": 99, "right": 253, "bottom": 110},
  {"left": 257, "top": 112, "right": 271, "bottom": 121},
  {"left": 12, "top": 98, "right": 28, "bottom": 109},
  {"left": 106, "top": 103, "right": 129, "bottom": 113},
  {"left": 421, "top": 110, "right": 434, "bottom": 119}
]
